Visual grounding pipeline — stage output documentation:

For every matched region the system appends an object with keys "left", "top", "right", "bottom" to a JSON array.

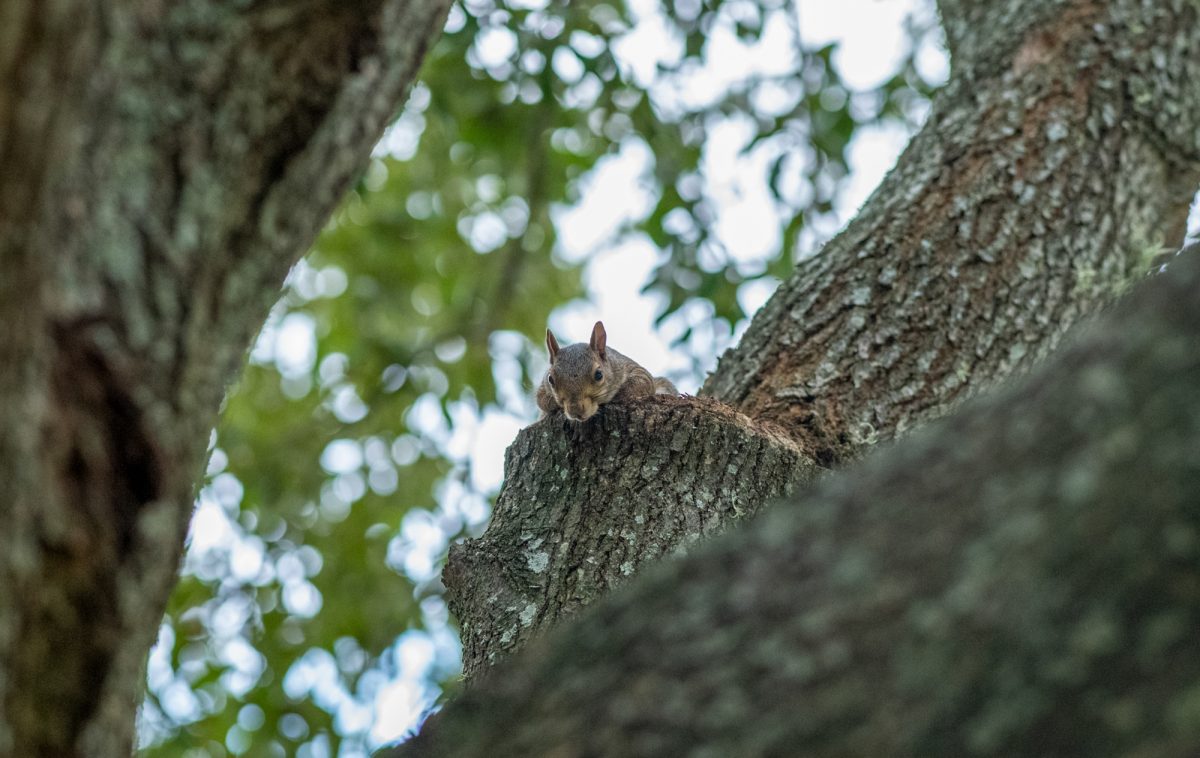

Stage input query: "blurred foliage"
[{"left": 139, "top": 0, "right": 944, "bottom": 755}]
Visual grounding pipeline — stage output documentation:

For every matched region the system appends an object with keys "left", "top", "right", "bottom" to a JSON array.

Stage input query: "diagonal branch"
[{"left": 704, "top": 0, "right": 1200, "bottom": 464}]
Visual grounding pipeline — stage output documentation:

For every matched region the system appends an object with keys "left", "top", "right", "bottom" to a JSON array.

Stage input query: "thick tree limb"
[
  {"left": 446, "top": 398, "right": 812, "bottom": 679},
  {"left": 705, "top": 0, "right": 1200, "bottom": 463},
  {"left": 392, "top": 244, "right": 1200, "bottom": 755},
  {"left": 0, "top": 2, "right": 450, "bottom": 754}
]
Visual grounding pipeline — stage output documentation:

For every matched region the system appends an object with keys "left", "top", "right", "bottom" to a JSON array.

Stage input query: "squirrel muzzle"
[{"left": 563, "top": 398, "right": 599, "bottom": 422}]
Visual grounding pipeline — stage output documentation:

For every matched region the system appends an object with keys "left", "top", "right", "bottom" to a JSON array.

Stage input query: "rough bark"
[
  {"left": 0, "top": 2, "right": 450, "bottom": 755},
  {"left": 390, "top": 252, "right": 1200, "bottom": 755},
  {"left": 446, "top": 398, "right": 812, "bottom": 680},
  {"left": 705, "top": 0, "right": 1200, "bottom": 463},
  {"left": 444, "top": 0, "right": 1200, "bottom": 679}
]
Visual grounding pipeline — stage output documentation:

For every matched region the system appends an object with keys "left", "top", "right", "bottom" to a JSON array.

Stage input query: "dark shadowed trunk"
[
  {"left": 444, "top": 0, "right": 1200, "bottom": 680},
  {"left": 0, "top": 2, "right": 449, "bottom": 754},
  {"left": 390, "top": 250, "right": 1200, "bottom": 756}
]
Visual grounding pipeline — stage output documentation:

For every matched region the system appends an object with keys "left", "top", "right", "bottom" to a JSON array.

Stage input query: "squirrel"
[{"left": 536, "top": 321, "right": 677, "bottom": 422}]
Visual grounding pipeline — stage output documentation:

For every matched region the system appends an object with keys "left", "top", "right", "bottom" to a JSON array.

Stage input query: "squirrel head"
[{"left": 544, "top": 321, "right": 617, "bottom": 422}]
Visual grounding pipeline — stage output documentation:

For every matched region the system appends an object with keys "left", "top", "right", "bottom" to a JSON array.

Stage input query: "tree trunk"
[
  {"left": 444, "top": 0, "right": 1200, "bottom": 679},
  {"left": 0, "top": 3, "right": 449, "bottom": 755},
  {"left": 390, "top": 255, "right": 1200, "bottom": 755}
]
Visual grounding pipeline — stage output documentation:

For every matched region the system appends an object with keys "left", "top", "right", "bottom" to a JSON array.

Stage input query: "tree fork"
[{"left": 445, "top": 0, "right": 1200, "bottom": 681}]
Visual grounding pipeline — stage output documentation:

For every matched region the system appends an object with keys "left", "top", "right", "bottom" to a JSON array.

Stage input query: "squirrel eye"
[
  {"left": 548, "top": 374, "right": 555, "bottom": 386},
  {"left": 593, "top": 370, "right": 603, "bottom": 381}
]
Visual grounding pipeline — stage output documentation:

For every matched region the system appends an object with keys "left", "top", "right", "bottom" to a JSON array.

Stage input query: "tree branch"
[
  {"left": 446, "top": 398, "right": 812, "bottom": 678},
  {"left": 705, "top": 0, "right": 1200, "bottom": 464}
]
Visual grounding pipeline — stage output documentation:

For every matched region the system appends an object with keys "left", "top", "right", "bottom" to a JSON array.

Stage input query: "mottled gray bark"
[
  {"left": 390, "top": 253, "right": 1200, "bottom": 755},
  {"left": 0, "top": 2, "right": 450, "bottom": 755},
  {"left": 447, "top": 398, "right": 812, "bottom": 680},
  {"left": 444, "top": 0, "right": 1200, "bottom": 681},
  {"left": 706, "top": 0, "right": 1200, "bottom": 463}
]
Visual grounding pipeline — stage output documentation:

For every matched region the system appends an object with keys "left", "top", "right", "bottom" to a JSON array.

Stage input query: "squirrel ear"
[
  {"left": 546, "top": 329, "right": 560, "bottom": 360},
  {"left": 589, "top": 321, "right": 607, "bottom": 359}
]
